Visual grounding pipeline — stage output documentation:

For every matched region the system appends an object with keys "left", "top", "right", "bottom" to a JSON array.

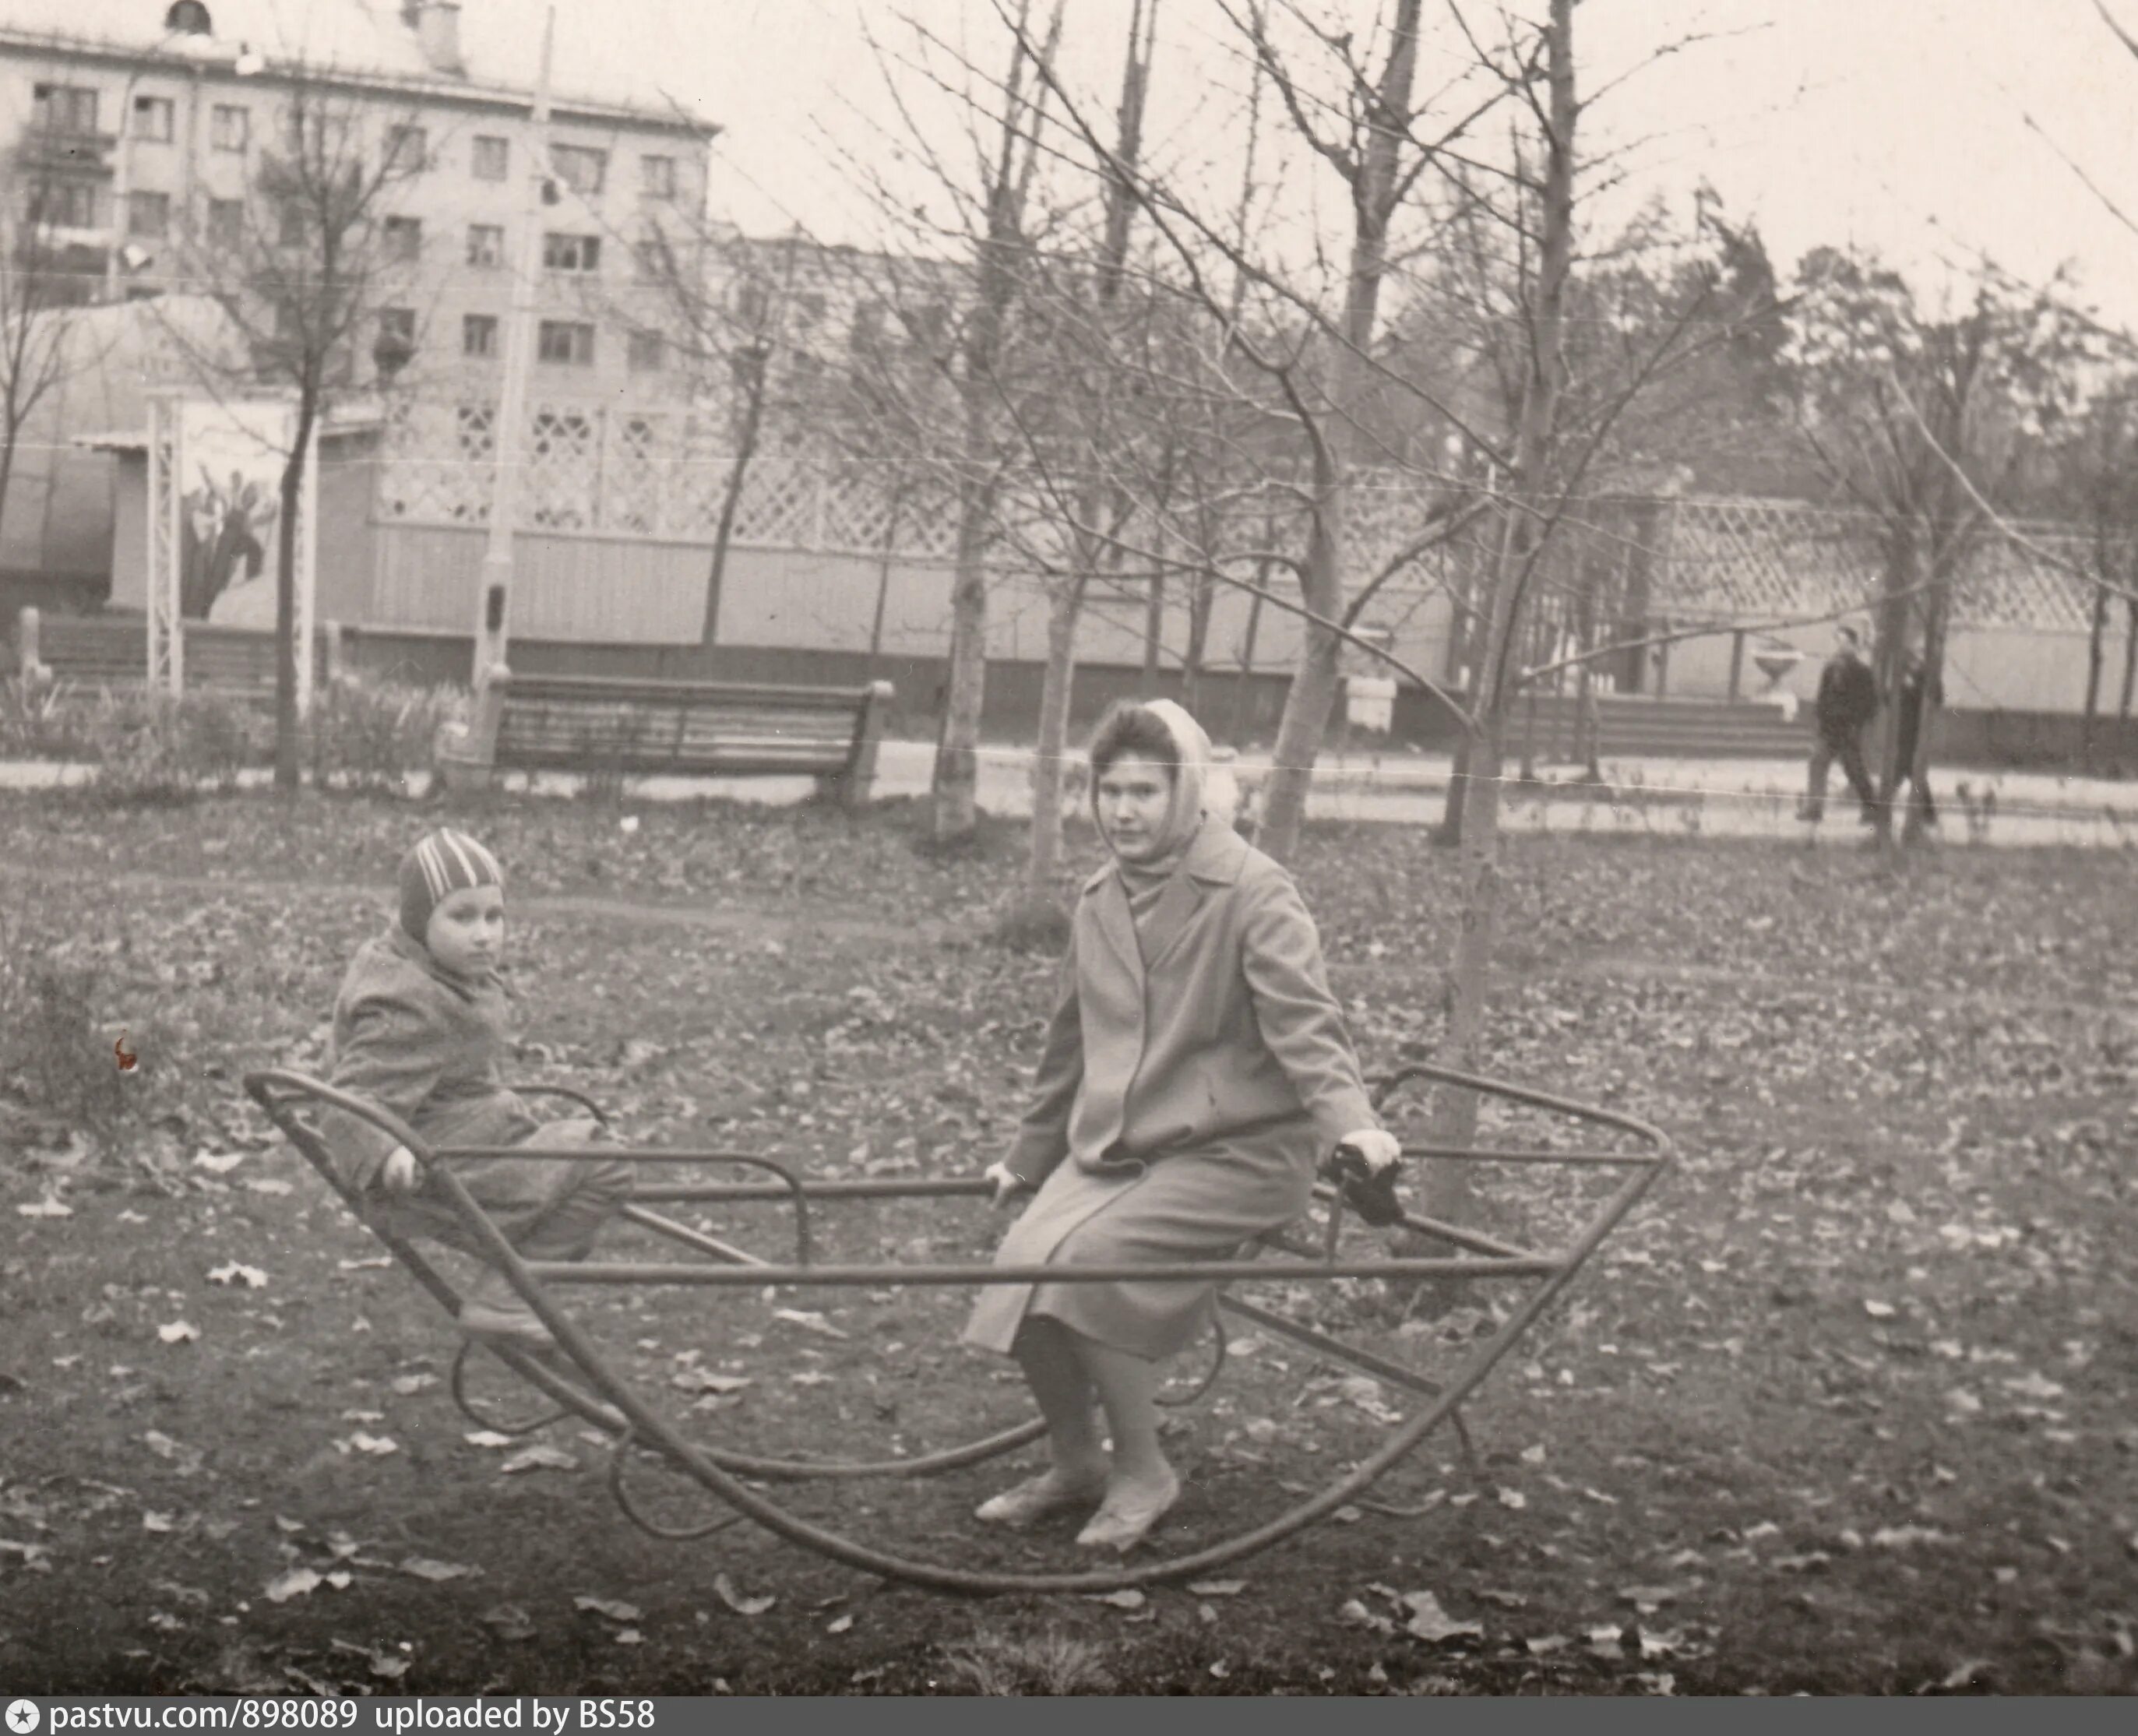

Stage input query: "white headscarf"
[{"left": 1097, "top": 699, "right": 1213, "bottom": 879}]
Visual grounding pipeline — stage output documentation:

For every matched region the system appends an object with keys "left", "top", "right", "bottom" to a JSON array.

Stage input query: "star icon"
[{"left": 6, "top": 1700, "right": 41, "bottom": 1735}]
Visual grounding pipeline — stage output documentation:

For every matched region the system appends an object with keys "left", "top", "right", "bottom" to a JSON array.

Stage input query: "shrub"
[
  {"left": 307, "top": 676, "right": 462, "bottom": 796},
  {"left": 0, "top": 677, "right": 100, "bottom": 760},
  {"left": 79, "top": 689, "right": 264, "bottom": 805}
]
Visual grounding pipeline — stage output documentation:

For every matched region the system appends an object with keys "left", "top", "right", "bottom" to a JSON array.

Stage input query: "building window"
[
  {"left": 733, "top": 279, "right": 770, "bottom": 327},
  {"left": 166, "top": 3, "right": 214, "bottom": 34},
  {"left": 378, "top": 308, "right": 417, "bottom": 347},
  {"left": 632, "top": 236, "right": 667, "bottom": 281},
  {"left": 31, "top": 85, "right": 100, "bottom": 136},
  {"left": 211, "top": 105, "right": 249, "bottom": 152},
  {"left": 549, "top": 144, "right": 606, "bottom": 196},
  {"left": 472, "top": 135, "right": 509, "bottom": 181},
  {"left": 278, "top": 200, "right": 306, "bottom": 248},
  {"left": 132, "top": 96, "right": 175, "bottom": 143},
  {"left": 386, "top": 125, "right": 427, "bottom": 174},
  {"left": 792, "top": 291, "right": 826, "bottom": 333},
  {"left": 128, "top": 192, "right": 170, "bottom": 240},
  {"left": 640, "top": 155, "right": 675, "bottom": 200},
  {"left": 27, "top": 179, "right": 101, "bottom": 230},
  {"left": 466, "top": 223, "right": 505, "bottom": 268},
  {"left": 537, "top": 320, "right": 595, "bottom": 365},
  {"left": 849, "top": 299, "right": 886, "bottom": 351},
  {"left": 541, "top": 231, "right": 600, "bottom": 273},
  {"left": 383, "top": 217, "right": 422, "bottom": 262},
  {"left": 206, "top": 198, "right": 245, "bottom": 249},
  {"left": 627, "top": 332, "right": 664, "bottom": 372},
  {"left": 463, "top": 314, "right": 499, "bottom": 358}
]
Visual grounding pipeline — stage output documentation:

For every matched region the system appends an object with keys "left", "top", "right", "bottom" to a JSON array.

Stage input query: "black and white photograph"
[{"left": 2, "top": 0, "right": 2136, "bottom": 1701}]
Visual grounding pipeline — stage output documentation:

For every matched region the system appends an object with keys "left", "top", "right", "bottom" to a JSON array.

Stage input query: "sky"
[{"left": 579, "top": 0, "right": 2138, "bottom": 329}]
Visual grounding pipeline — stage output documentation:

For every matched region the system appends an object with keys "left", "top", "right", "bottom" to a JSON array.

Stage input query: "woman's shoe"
[
  {"left": 974, "top": 1471, "right": 1107, "bottom": 1529},
  {"left": 1076, "top": 1470, "right": 1181, "bottom": 1553}
]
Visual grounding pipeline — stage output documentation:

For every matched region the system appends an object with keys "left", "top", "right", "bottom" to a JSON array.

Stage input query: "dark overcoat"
[{"left": 963, "top": 816, "right": 1378, "bottom": 1360}]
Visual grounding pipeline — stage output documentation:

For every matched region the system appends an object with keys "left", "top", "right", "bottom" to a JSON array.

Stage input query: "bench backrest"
[
  {"left": 488, "top": 673, "right": 884, "bottom": 776},
  {"left": 20, "top": 610, "right": 333, "bottom": 692}
]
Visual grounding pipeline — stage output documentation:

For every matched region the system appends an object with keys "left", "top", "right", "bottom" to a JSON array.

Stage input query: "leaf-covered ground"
[{"left": 2, "top": 792, "right": 2134, "bottom": 1696}]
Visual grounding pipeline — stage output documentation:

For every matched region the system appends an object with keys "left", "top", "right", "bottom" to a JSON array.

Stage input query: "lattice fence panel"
[
  {"left": 525, "top": 404, "right": 599, "bottom": 531},
  {"left": 372, "top": 412, "right": 2114, "bottom": 633}
]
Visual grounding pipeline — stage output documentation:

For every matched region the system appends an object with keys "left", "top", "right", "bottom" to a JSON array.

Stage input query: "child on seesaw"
[{"left": 317, "top": 826, "right": 633, "bottom": 1347}]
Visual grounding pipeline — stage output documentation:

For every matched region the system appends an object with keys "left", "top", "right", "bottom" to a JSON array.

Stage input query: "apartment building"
[{"left": 0, "top": 0, "right": 717, "bottom": 402}]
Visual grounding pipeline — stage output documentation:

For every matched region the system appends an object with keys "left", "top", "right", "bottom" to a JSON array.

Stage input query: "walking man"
[{"left": 1799, "top": 626, "right": 1880, "bottom": 823}]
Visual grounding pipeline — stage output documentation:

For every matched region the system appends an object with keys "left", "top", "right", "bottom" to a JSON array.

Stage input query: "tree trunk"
[
  {"left": 1025, "top": 570, "right": 1087, "bottom": 900},
  {"left": 1181, "top": 570, "right": 1215, "bottom": 717},
  {"left": 1417, "top": 0, "right": 1576, "bottom": 1246},
  {"left": 1256, "top": 488, "right": 1346, "bottom": 858},
  {"left": 272, "top": 393, "right": 317, "bottom": 795},
  {"left": 1252, "top": 0, "right": 1421, "bottom": 864},
  {"left": 1140, "top": 566, "right": 1167, "bottom": 695},
  {"left": 934, "top": 473, "right": 992, "bottom": 840},
  {"left": 2083, "top": 580, "right": 2108, "bottom": 766},
  {"left": 1901, "top": 585, "right": 1952, "bottom": 847},
  {"left": 2121, "top": 593, "right": 2138, "bottom": 724},
  {"left": 702, "top": 347, "right": 770, "bottom": 647}
]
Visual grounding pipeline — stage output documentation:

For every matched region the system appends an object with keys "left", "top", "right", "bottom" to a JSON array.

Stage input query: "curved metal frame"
[{"left": 244, "top": 1064, "right": 1670, "bottom": 1593}]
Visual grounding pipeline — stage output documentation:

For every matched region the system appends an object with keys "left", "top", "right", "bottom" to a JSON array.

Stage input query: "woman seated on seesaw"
[{"left": 965, "top": 699, "right": 1400, "bottom": 1555}]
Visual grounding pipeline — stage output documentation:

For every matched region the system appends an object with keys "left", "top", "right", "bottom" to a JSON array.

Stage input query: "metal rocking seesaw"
[{"left": 242, "top": 1065, "right": 1670, "bottom": 1595}]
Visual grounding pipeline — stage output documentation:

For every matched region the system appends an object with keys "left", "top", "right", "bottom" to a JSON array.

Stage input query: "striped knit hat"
[{"left": 399, "top": 828, "right": 505, "bottom": 943}]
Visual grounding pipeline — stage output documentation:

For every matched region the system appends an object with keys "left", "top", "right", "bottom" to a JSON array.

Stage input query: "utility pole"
[{"left": 472, "top": 3, "right": 555, "bottom": 688}]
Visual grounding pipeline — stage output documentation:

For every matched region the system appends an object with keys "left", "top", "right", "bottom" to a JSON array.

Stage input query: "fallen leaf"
[
  {"left": 481, "top": 1604, "right": 537, "bottom": 1641},
  {"left": 391, "top": 1373, "right": 439, "bottom": 1396},
  {"left": 348, "top": 1433, "right": 399, "bottom": 1456},
  {"left": 337, "top": 1256, "right": 393, "bottom": 1271},
  {"left": 1863, "top": 1299, "right": 1897, "bottom": 1319},
  {"left": 193, "top": 1153, "right": 247, "bottom": 1174},
  {"left": 157, "top": 1321, "right": 199, "bottom": 1344},
  {"left": 672, "top": 1369, "right": 752, "bottom": 1395},
  {"left": 615, "top": 1629, "right": 643, "bottom": 1646},
  {"left": 713, "top": 1573, "right": 775, "bottom": 1616},
  {"left": 771, "top": 1308, "right": 850, "bottom": 1340},
  {"left": 1401, "top": 1591, "right": 1482, "bottom": 1643},
  {"left": 1618, "top": 1585, "right": 1682, "bottom": 1611},
  {"left": 1870, "top": 1525, "right": 1953, "bottom": 1549},
  {"left": 1090, "top": 1589, "right": 1147, "bottom": 1611},
  {"left": 1497, "top": 1488, "right": 1527, "bottom": 1510},
  {"left": 142, "top": 1512, "right": 174, "bottom": 1534},
  {"left": 16, "top": 1199, "right": 72, "bottom": 1219},
  {"left": 208, "top": 1262, "right": 269, "bottom": 1289},
  {"left": 573, "top": 1596, "right": 643, "bottom": 1622},
  {"left": 369, "top": 1654, "right": 410, "bottom": 1682},
  {"left": 826, "top": 1613, "right": 854, "bottom": 1635},
  {"left": 241, "top": 1178, "right": 294, "bottom": 1197},
  {"left": 400, "top": 1557, "right": 477, "bottom": 1582},
  {"left": 1187, "top": 1579, "right": 1247, "bottom": 1597},
  {"left": 264, "top": 1567, "right": 322, "bottom": 1604},
  {"left": 500, "top": 1445, "right": 577, "bottom": 1474},
  {"left": 463, "top": 1431, "right": 516, "bottom": 1449},
  {"left": 1526, "top": 1635, "right": 1570, "bottom": 1657},
  {"left": 2002, "top": 1372, "right": 2065, "bottom": 1401}
]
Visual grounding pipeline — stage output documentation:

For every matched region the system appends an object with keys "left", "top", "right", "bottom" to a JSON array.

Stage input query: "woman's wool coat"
[{"left": 963, "top": 816, "right": 1378, "bottom": 1360}]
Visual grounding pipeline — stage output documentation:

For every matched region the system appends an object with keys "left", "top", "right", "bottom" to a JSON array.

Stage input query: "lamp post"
[
  {"left": 471, "top": 4, "right": 557, "bottom": 690},
  {"left": 104, "top": 35, "right": 265, "bottom": 301}
]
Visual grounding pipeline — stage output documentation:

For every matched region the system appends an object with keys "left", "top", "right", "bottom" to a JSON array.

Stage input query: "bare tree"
[
  {"left": 0, "top": 125, "right": 111, "bottom": 572},
  {"left": 152, "top": 71, "right": 430, "bottom": 791},
  {"left": 1788, "top": 252, "right": 2098, "bottom": 841}
]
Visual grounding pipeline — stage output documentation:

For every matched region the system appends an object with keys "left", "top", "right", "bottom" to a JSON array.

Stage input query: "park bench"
[
  {"left": 13, "top": 607, "right": 340, "bottom": 708},
  {"left": 436, "top": 668, "right": 896, "bottom": 808}
]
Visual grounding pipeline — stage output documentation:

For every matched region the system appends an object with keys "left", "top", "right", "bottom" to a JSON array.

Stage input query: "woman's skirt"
[{"left": 963, "top": 1117, "right": 1315, "bottom": 1361}]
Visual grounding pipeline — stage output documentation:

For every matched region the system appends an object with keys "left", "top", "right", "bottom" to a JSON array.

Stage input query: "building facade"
[{"left": 1, "top": 1, "right": 720, "bottom": 602}]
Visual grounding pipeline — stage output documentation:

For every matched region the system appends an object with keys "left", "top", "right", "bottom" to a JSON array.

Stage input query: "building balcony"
[{"left": 20, "top": 130, "right": 118, "bottom": 174}]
